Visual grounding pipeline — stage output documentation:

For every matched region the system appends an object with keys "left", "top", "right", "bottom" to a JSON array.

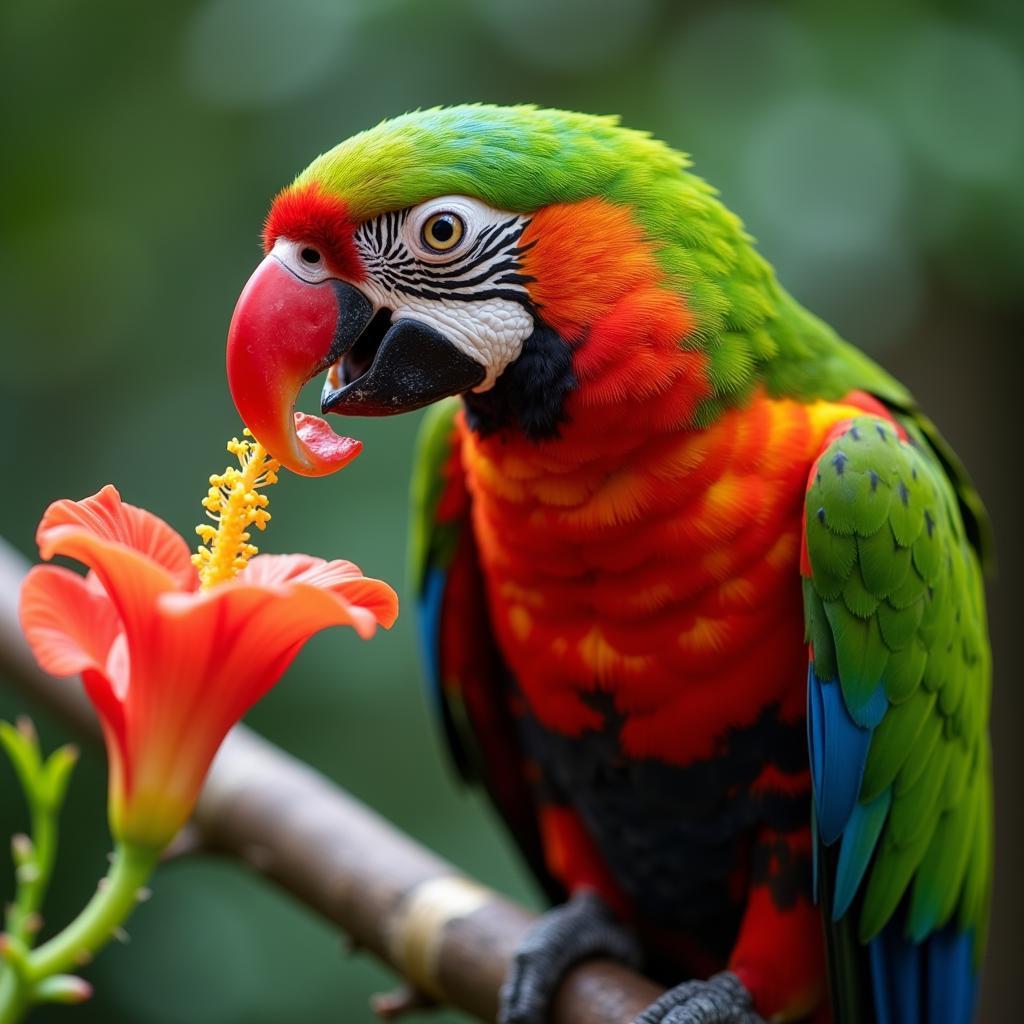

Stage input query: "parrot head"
[{"left": 227, "top": 104, "right": 767, "bottom": 475}]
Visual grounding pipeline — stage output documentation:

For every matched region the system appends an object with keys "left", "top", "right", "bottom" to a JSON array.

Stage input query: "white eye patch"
[{"left": 353, "top": 195, "right": 536, "bottom": 390}]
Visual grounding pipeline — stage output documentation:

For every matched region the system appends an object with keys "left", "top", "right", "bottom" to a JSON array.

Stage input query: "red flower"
[{"left": 18, "top": 485, "right": 397, "bottom": 849}]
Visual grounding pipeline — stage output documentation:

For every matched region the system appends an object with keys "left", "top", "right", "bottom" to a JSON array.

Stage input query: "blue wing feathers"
[
  {"left": 854, "top": 679, "right": 890, "bottom": 730},
  {"left": 833, "top": 787, "right": 892, "bottom": 920},
  {"left": 417, "top": 566, "right": 447, "bottom": 715},
  {"left": 808, "top": 664, "right": 874, "bottom": 845}
]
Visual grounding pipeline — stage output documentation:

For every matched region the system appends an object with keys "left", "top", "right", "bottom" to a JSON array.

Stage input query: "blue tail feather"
[
  {"left": 869, "top": 916, "right": 978, "bottom": 1024},
  {"left": 870, "top": 920, "right": 921, "bottom": 1024}
]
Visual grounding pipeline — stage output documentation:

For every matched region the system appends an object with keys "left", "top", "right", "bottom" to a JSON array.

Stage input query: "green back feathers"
[{"left": 408, "top": 397, "right": 463, "bottom": 595}]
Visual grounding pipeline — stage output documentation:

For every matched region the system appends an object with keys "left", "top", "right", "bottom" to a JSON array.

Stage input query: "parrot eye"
[
  {"left": 421, "top": 212, "right": 464, "bottom": 253},
  {"left": 300, "top": 247, "right": 322, "bottom": 265}
]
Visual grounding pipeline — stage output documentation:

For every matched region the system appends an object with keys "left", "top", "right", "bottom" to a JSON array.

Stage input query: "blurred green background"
[{"left": 1, "top": 0, "right": 1020, "bottom": 1021}]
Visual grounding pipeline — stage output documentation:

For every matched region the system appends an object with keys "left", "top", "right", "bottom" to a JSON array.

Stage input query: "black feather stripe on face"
[
  {"left": 354, "top": 209, "right": 533, "bottom": 306},
  {"left": 462, "top": 317, "right": 576, "bottom": 440}
]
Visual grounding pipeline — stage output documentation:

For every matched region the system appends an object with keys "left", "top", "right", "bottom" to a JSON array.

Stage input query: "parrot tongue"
[{"left": 290, "top": 411, "right": 362, "bottom": 472}]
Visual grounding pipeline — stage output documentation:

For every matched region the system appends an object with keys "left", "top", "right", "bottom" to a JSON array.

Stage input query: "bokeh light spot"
[
  {"left": 183, "top": 0, "right": 355, "bottom": 109},
  {"left": 777, "top": 240, "right": 924, "bottom": 353},
  {"left": 475, "top": 0, "right": 655, "bottom": 72},
  {"left": 740, "top": 94, "right": 909, "bottom": 252},
  {"left": 898, "top": 23, "right": 1024, "bottom": 185},
  {"left": 661, "top": 5, "right": 821, "bottom": 122}
]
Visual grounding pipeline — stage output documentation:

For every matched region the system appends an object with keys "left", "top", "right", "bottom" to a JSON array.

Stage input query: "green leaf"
[
  {"left": 41, "top": 745, "right": 80, "bottom": 812},
  {"left": 0, "top": 719, "right": 43, "bottom": 798}
]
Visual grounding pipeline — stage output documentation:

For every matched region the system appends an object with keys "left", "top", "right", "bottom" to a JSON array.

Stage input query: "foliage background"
[{"left": 1, "top": 1, "right": 1020, "bottom": 1021}]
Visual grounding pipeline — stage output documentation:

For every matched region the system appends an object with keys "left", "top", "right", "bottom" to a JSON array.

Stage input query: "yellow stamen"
[{"left": 192, "top": 429, "right": 281, "bottom": 589}]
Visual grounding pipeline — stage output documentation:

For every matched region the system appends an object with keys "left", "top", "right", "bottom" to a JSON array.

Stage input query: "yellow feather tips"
[{"left": 193, "top": 429, "right": 281, "bottom": 589}]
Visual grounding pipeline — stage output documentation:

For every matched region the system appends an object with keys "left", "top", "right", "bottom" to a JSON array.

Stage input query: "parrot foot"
[
  {"left": 498, "top": 889, "right": 642, "bottom": 1024},
  {"left": 632, "top": 972, "right": 764, "bottom": 1024}
]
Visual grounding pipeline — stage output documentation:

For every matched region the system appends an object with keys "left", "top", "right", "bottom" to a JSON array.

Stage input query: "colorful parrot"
[{"left": 224, "top": 106, "right": 993, "bottom": 1024}]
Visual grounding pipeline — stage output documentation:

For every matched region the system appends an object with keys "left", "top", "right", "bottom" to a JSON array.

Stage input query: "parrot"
[{"left": 223, "top": 105, "right": 993, "bottom": 1024}]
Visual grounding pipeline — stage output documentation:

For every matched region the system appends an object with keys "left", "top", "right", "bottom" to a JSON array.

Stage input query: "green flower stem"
[
  {"left": 7, "top": 806, "right": 57, "bottom": 946},
  {"left": 28, "top": 843, "right": 158, "bottom": 979},
  {"left": 0, "top": 843, "right": 158, "bottom": 1024},
  {"left": 0, "top": 955, "right": 28, "bottom": 1024}
]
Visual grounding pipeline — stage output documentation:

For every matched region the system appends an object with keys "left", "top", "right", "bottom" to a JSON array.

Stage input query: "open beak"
[
  {"left": 320, "top": 317, "right": 485, "bottom": 417},
  {"left": 227, "top": 253, "right": 486, "bottom": 477},
  {"left": 226, "top": 254, "right": 371, "bottom": 476}
]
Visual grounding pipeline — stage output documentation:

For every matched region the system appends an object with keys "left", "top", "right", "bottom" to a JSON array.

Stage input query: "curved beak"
[{"left": 226, "top": 255, "right": 372, "bottom": 476}]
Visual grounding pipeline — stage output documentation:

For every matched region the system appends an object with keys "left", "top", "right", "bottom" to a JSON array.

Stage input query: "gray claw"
[
  {"left": 632, "top": 972, "right": 764, "bottom": 1024},
  {"left": 499, "top": 890, "right": 642, "bottom": 1024}
]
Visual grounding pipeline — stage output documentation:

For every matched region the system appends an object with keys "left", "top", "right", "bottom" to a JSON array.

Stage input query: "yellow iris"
[{"left": 422, "top": 211, "right": 464, "bottom": 252}]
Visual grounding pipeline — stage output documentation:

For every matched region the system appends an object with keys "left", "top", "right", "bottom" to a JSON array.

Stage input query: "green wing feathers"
[
  {"left": 803, "top": 414, "right": 992, "bottom": 960},
  {"left": 408, "top": 397, "right": 464, "bottom": 594}
]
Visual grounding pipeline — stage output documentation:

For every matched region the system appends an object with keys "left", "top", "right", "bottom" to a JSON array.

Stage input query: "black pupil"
[
  {"left": 301, "top": 247, "right": 321, "bottom": 264},
  {"left": 431, "top": 216, "right": 455, "bottom": 243}
]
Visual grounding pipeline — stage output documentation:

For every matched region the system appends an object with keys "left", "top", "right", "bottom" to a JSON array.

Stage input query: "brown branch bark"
[{"left": 0, "top": 538, "right": 663, "bottom": 1023}]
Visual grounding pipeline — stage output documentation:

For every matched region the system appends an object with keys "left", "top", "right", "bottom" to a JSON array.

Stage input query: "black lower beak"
[{"left": 321, "top": 318, "right": 486, "bottom": 416}]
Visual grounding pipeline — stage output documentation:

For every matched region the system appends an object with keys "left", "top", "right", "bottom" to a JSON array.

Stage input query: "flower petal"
[
  {"left": 38, "top": 485, "right": 197, "bottom": 591},
  {"left": 19, "top": 565, "right": 121, "bottom": 677},
  {"left": 37, "top": 502, "right": 186, "bottom": 668},
  {"left": 148, "top": 572, "right": 396, "bottom": 762},
  {"left": 239, "top": 553, "right": 321, "bottom": 585},
  {"left": 105, "top": 575, "right": 394, "bottom": 846},
  {"left": 19, "top": 566, "right": 129, "bottom": 791},
  {"left": 246, "top": 554, "right": 399, "bottom": 629}
]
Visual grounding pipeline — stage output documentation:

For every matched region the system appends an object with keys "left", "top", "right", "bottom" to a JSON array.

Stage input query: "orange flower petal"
[
  {"left": 38, "top": 485, "right": 196, "bottom": 591},
  {"left": 104, "top": 576, "right": 393, "bottom": 846},
  {"left": 239, "top": 552, "right": 322, "bottom": 585},
  {"left": 37, "top": 529, "right": 180, "bottom": 672},
  {"left": 19, "top": 565, "right": 130, "bottom": 792},
  {"left": 22, "top": 488, "right": 399, "bottom": 849},
  {"left": 19, "top": 565, "right": 121, "bottom": 677},
  {"left": 245, "top": 554, "right": 399, "bottom": 629}
]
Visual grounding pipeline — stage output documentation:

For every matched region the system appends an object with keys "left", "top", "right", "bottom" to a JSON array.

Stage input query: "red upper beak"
[{"left": 226, "top": 254, "right": 366, "bottom": 477}]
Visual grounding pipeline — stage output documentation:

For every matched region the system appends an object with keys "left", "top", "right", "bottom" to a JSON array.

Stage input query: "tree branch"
[{"left": 0, "top": 538, "right": 662, "bottom": 1024}]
